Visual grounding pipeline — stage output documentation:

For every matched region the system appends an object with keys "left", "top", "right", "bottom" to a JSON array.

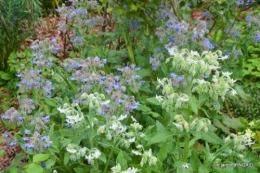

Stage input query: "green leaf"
[
  {"left": 149, "top": 112, "right": 160, "bottom": 118},
  {"left": 234, "top": 85, "right": 251, "bottom": 101},
  {"left": 222, "top": 116, "right": 243, "bottom": 130},
  {"left": 252, "top": 144, "right": 260, "bottom": 150},
  {"left": 44, "top": 98, "right": 56, "bottom": 107},
  {"left": 106, "top": 7, "right": 113, "bottom": 13},
  {"left": 0, "top": 149, "right": 5, "bottom": 158},
  {"left": 98, "top": 152, "right": 107, "bottom": 164},
  {"left": 74, "top": 165, "right": 91, "bottom": 173},
  {"left": 213, "top": 120, "right": 230, "bottom": 134},
  {"left": 201, "top": 131, "right": 222, "bottom": 144},
  {"left": 130, "top": 4, "right": 138, "bottom": 11},
  {"left": 198, "top": 164, "right": 209, "bottom": 173},
  {"left": 45, "top": 157, "right": 56, "bottom": 169},
  {"left": 137, "top": 104, "right": 151, "bottom": 112},
  {"left": 33, "top": 153, "right": 50, "bottom": 163},
  {"left": 117, "top": 151, "right": 127, "bottom": 170},
  {"left": 146, "top": 97, "right": 161, "bottom": 106},
  {"left": 1, "top": 72, "right": 12, "bottom": 80},
  {"left": 9, "top": 152, "right": 25, "bottom": 168},
  {"left": 26, "top": 163, "right": 43, "bottom": 173},
  {"left": 64, "top": 152, "right": 70, "bottom": 165},
  {"left": 189, "top": 95, "right": 198, "bottom": 115},
  {"left": 156, "top": 121, "right": 165, "bottom": 132},
  {"left": 146, "top": 130, "right": 173, "bottom": 145},
  {"left": 157, "top": 143, "right": 167, "bottom": 162},
  {"left": 9, "top": 167, "right": 20, "bottom": 173},
  {"left": 190, "top": 149, "right": 201, "bottom": 172},
  {"left": 137, "top": 68, "right": 151, "bottom": 78}
]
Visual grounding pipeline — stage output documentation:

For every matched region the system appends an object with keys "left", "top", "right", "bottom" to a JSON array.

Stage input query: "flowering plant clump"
[{"left": 1, "top": 0, "right": 260, "bottom": 172}]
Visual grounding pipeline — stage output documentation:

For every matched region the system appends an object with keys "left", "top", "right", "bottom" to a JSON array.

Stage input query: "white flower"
[
  {"left": 118, "top": 114, "right": 128, "bottom": 121},
  {"left": 97, "top": 125, "right": 105, "bottom": 134},
  {"left": 230, "top": 89, "right": 237, "bottom": 96},
  {"left": 219, "top": 55, "right": 229, "bottom": 61},
  {"left": 110, "top": 123, "right": 119, "bottom": 131},
  {"left": 128, "top": 137, "right": 135, "bottom": 143},
  {"left": 183, "top": 163, "right": 189, "bottom": 169},
  {"left": 121, "top": 167, "right": 138, "bottom": 173},
  {"left": 111, "top": 164, "right": 121, "bottom": 173},
  {"left": 92, "top": 149, "right": 101, "bottom": 158},
  {"left": 85, "top": 155, "right": 94, "bottom": 165},
  {"left": 249, "top": 121, "right": 255, "bottom": 126},
  {"left": 156, "top": 95, "right": 164, "bottom": 102},
  {"left": 222, "top": 71, "right": 232, "bottom": 77},
  {"left": 168, "top": 46, "right": 179, "bottom": 56},
  {"left": 66, "top": 144, "right": 78, "bottom": 154},
  {"left": 132, "top": 150, "right": 142, "bottom": 155}
]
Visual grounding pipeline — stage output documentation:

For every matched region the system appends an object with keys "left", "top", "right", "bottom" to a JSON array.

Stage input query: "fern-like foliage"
[{"left": 0, "top": 0, "right": 42, "bottom": 70}]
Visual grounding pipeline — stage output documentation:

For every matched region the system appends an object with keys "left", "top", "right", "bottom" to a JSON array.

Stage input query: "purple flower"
[
  {"left": 22, "top": 137, "right": 30, "bottom": 141},
  {"left": 245, "top": 15, "right": 251, "bottom": 22},
  {"left": 41, "top": 136, "right": 49, "bottom": 141},
  {"left": 3, "top": 131, "right": 9, "bottom": 139},
  {"left": 24, "top": 129, "right": 31, "bottom": 135},
  {"left": 2, "top": 114, "right": 10, "bottom": 120},
  {"left": 204, "top": 39, "right": 215, "bottom": 50},
  {"left": 9, "top": 141, "right": 17, "bottom": 147},
  {"left": 43, "top": 115, "right": 50, "bottom": 123},
  {"left": 253, "top": 35, "right": 260, "bottom": 42},
  {"left": 202, "top": 12, "right": 212, "bottom": 19},
  {"left": 170, "top": 73, "right": 177, "bottom": 78},
  {"left": 176, "top": 76, "right": 184, "bottom": 82},
  {"left": 24, "top": 143, "right": 34, "bottom": 150},
  {"left": 44, "top": 142, "right": 52, "bottom": 148}
]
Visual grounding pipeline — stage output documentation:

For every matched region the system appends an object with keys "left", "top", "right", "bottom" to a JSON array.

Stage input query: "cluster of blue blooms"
[
  {"left": 22, "top": 129, "right": 52, "bottom": 152},
  {"left": 61, "top": 57, "right": 142, "bottom": 117}
]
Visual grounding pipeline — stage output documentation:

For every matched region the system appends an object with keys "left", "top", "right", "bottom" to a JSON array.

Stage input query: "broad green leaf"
[
  {"left": 146, "top": 130, "right": 173, "bottom": 145},
  {"left": 1, "top": 72, "right": 12, "bottom": 80},
  {"left": 130, "top": 4, "right": 138, "bottom": 11},
  {"left": 198, "top": 164, "right": 209, "bottom": 173},
  {"left": 234, "top": 85, "right": 251, "bottom": 101},
  {"left": 106, "top": 7, "right": 113, "bottom": 13},
  {"left": 252, "top": 144, "right": 260, "bottom": 150},
  {"left": 8, "top": 168, "right": 20, "bottom": 173},
  {"left": 0, "top": 149, "right": 5, "bottom": 158},
  {"left": 98, "top": 152, "right": 107, "bottom": 164},
  {"left": 222, "top": 116, "right": 243, "bottom": 130},
  {"left": 9, "top": 152, "right": 25, "bottom": 168},
  {"left": 137, "top": 104, "right": 151, "bottom": 112},
  {"left": 213, "top": 120, "right": 230, "bottom": 134},
  {"left": 44, "top": 98, "right": 56, "bottom": 107},
  {"left": 26, "top": 163, "right": 43, "bottom": 173},
  {"left": 117, "top": 151, "right": 127, "bottom": 170},
  {"left": 74, "top": 167, "right": 91, "bottom": 173},
  {"left": 33, "top": 154, "right": 50, "bottom": 163},
  {"left": 156, "top": 120, "right": 165, "bottom": 132},
  {"left": 190, "top": 149, "right": 201, "bottom": 172},
  {"left": 45, "top": 157, "right": 56, "bottom": 169},
  {"left": 157, "top": 143, "right": 167, "bottom": 162},
  {"left": 149, "top": 112, "right": 160, "bottom": 118},
  {"left": 64, "top": 152, "right": 70, "bottom": 165},
  {"left": 137, "top": 68, "right": 151, "bottom": 78},
  {"left": 189, "top": 96, "right": 198, "bottom": 115},
  {"left": 146, "top": 97, "right": 161, "bottom": 106},
  {"left": 201, "top": 132, "right": 222, "bottom": 144}
]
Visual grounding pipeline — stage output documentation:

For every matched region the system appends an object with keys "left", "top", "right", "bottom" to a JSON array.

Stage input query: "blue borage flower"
[
  {"left": 245, "top": 15, "right": 251, "bottom": 22},
  {"left": 127, "top": 20, "right": 139, "bottom": 30},
  {"left": 253, "top": 34, "right": 260, "bottom": 42},
  {"left": 3, "top": 131, "right": 9, "bottom": 139},
  {"left": 202, "top": 12, "right": 212, "bottom": 19}
]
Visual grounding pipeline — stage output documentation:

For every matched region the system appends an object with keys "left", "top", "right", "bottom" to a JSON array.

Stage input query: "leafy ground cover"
[{"left": 1, "top": 0, "right": 260, "bottom": 173}]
